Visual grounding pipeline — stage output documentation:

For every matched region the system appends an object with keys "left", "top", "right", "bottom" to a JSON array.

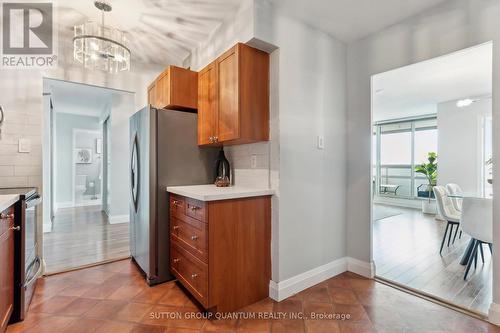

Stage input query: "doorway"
[
  {"left": 42, "top": 78, "right": 134, "bottom": 274},
  {"left": 371, "top": 42, "right": 493, "bottom": 314}
]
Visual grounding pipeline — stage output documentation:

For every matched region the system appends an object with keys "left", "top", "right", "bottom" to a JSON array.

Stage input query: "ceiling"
[
  {"left": 46, "top": 79, "right": 119, "bottom": 117},
  {"left": 271, "top": 0, "right": 445, "bottom": 42},
  {"left": 57, "top": 0, "right": 242, "bottom": 66},
  {"left": 373, "top": 43, "right": 492, "bottom": 122}
]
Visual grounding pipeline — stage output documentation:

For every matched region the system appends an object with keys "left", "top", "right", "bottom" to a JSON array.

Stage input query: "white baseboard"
[
  {"left": 54, "top": 201, "right": 73, "bottom": 211},
  {"left": 268, "top": 257, "right": 376, "bottom": 302},
  {"left": 347, "top": 257, "right": 375, "bottom": 278},
  {"left": 269, "top": 257, "right": 347, "bottom": 302},
  {"left": 489, "top": 302, "right": 500, "bottom": 326},
  {"left": 108, "top": 214, "right": 129, "bottom": 224}
]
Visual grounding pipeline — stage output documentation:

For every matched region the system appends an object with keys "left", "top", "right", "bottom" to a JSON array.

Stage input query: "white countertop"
[
  {"left": 167, "top": 184, "right": 274, "bottom": 201},
  {"left": 0, "top": 194, "right": 19, "bottom": 212}
]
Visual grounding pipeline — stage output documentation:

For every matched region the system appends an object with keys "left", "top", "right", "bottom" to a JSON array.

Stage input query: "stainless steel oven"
[{"left": 0, "top": 187, "right": 42, "bottom": 322}]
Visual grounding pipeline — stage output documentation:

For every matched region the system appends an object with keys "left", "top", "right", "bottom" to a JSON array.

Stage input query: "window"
[{"left": 373, "top": 117, "right": 437, "bottom": 199}]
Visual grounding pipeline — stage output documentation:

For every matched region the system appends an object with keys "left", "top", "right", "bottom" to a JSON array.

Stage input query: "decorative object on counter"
[
  {"left": 73, "top": 1, "right": 131, "bottom": 73},
  {"left": 214, "top": 147, "right": 231, "bottom": 187}
]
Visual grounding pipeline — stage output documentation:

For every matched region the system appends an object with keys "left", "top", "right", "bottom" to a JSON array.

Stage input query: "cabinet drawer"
[
  {"left": 185, "top": 198, "right": 206, "bottom": 222},
  {"left": 170, "top": 240, "right": 208, "bottom": 307},
  {"left": 170, "top": 194, "right": 186, "bottom": 219},
  {"left": 0, "top": 207, "right": 14, "bottom": 237},
  {"left": 171, "top": 217, "right": 208, "bottom": 263}
]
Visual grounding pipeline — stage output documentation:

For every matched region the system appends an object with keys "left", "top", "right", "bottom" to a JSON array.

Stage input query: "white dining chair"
[
  {"left": 461, "top": 197, "right": 493, "bottom": 280},
  {"left": 446, "top": 183, "right": 463, "bottom": 212},
  {"left": 433, "top": 186, "right": 461, "bottom": 255}
]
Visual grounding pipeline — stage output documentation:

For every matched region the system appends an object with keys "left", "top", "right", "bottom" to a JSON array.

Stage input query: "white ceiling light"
[
  {"left": 456, "top": 99, "right": 475, "bottom": 108},
  {"left": 73, "top": 1, "right": 131, "bottom": 73}
]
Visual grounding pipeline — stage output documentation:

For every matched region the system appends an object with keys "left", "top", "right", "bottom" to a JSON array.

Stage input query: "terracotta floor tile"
[
  {"left": 273, "top": 299, "right": 303, "bottom": 315},
  {"left": 332, "top": 304, "right": 370, "bottom": 322},
  {"left": 329, "top": 287, "right": 359, "bottom": 305},
  {"left": 338, "top": 321, "right": 377, "bottom": 333},
  {"left": 302, "top": 302, "right": 335, "bottom": 318},
  {"left": 299, "top": 285, "right": 331, "bottom": 303},
  {"left": 158, "top": 285, "right": 195, "bottom": 307},
  {"left": 270, "top": 319, "right": 305, "bottom": 333},
  {"left": 61, "top": 318, "right": 106, "bottom": 333},
  {"left": 325, "top": 276, "right": 352, "bottom": 289},
  {"left": 133, "top": 282, "right": 174, "bottom": 304},
  {"left": 114, "top": 302, "right": 154, "bottom": 323},
  {"left": 93, "top": 320, "right": 137, "bottom": 333},
  {"left": 236, "top": 318, "right": 271, "bottom": 333},
  {"left": 304, "top": 319, "right": 341, "bottom": 333},
  {"left": 27, "top": 315, "right": 77, "bottom": 333},
  {"left": 140, "top": 305, "right": 179, "bottom": 326},
  {"left": 9, "top": 260, "right": 500, "bottom": 333},
  {"left": 130, "top": 323, "right": 168, "bottom": 333},
  {"left": 84, "top": 299, "right": 128, "bottom": 319},
  {"left": 58, "top": 297, "right": 100, "bottom": 316},
  {"left": 57, "top": 283, "right": 97, "bottom": 297},
  {"left": 107, "top": 282, "right": 147, "bottom": 300},
  {"left": 165, "top": 328, "right": 200, "bottom": 333},
  {"left": 203, "top": 317, "right": 239, "bottom": 332},
  {"left": 29, "top": 295, "right": 78, "bottom": 314}
]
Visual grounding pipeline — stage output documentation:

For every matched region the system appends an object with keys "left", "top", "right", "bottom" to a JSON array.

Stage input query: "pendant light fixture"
[{"left": 73, "top": 1, "right": 131, "bottom": 73}]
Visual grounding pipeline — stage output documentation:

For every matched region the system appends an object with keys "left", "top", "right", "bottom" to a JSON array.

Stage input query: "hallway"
[{"left": 43, "top": 206, "right": 129, "bottom": 273}]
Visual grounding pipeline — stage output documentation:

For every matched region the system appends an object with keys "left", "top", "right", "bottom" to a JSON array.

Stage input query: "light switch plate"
[
  {"left": 317, "top": 135, "right": 324, "bottom": 149},
  {"left": 18, "top": 138, "right": 31, "bottom": 153}
]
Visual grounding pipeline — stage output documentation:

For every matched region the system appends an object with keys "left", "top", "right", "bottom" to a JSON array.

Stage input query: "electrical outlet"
[
  {"left": 251, "top": 155, "right": 257, "bottom": 169},
  {"left": 317, "top": 135, "right": 324, "bottom": 149},
  {"left": 18, "top": 138, "right": 31, "bottom": 153}
]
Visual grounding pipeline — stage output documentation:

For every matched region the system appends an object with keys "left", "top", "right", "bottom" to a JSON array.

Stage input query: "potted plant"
[
  {"left": 415, "top": 152, "right": 437, "bottom": 214},
  {"left": 486, "top": 158, "right": 493, "bottom": 184}
]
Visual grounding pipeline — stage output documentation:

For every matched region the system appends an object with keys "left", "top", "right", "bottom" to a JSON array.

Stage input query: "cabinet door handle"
[
  {"left": 189, "top": 206, "right": 199, "bottom": 211},
  {"left": 191, "top": 235, "right": 198, "bottom": 240},
  {"left": 9, "top": 226, "right": 20, "bottom": 231},
  {"left": 191, "top": 273, "right": 198, "bottom": 279},
  {"left": 214, "top": 136, "right": 219, "bottom": 143},
  {"left": 209, "top": 136, "right": 214, "bottom": 143},
  {"left": 173, "top": 258, "right": 180, "bottom": 263},
  {"left": 172, "top": 200, "right": 179, "bottom": 206},
  {"left": 173, "top": 225, "right": 179, "bottom": 230},
  {"left": 1, "top": 213, "right": 14, "bottom": 219}
]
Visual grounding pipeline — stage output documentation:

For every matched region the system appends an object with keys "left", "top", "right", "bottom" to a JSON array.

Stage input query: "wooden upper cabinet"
[
  {"left": 197, "top": 62, "right": 217, "bottom": 146},
  {"left": 198, "top": 43, "right": 269, "bottom": 146},
  {"left": 148, "top": 66, "right": 197, "bottom": 111}
]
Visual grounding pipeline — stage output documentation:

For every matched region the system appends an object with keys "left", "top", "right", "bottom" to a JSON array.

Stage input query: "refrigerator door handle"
[{"left": 131, "top": 133, "right": 139, "bottom": 212}]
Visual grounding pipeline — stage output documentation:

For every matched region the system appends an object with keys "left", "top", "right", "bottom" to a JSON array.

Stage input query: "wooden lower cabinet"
[
  {"left": 169, "top": 194, "right": 271, "bottom": 312},
  {"left": 0, "top": 207, "right": 14, "bottom": 333}
]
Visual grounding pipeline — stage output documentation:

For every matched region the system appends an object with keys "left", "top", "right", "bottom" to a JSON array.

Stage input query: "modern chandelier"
[{"left": 73, "top": 1, "right": 131, "bottom": 73}]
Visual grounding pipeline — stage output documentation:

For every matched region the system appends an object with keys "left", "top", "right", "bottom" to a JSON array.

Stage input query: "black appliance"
[
  {"left": 0, "top": 187, "right": 42, "bottom": 322},
  {"left": 214, "top": 147, "right": 231, "bottom": 186},
  {"left": 129, "top": 107, "right": 217, "bottom": 285}
]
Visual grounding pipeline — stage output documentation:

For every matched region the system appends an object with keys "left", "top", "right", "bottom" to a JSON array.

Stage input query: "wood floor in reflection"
[
  {"left": 7, "top": 259, "right": 500, "bottom": 333},
  {"left": 43, "top": 205, "right": 130, "bottom": 273},
  {"left": 373, "top": 204, "right": 492, "bottom": 314}
]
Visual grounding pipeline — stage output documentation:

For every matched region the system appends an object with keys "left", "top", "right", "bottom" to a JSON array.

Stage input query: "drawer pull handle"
[
  {"left": 9, "top": 226, "right": 20, "bottom": 231},
  {"left": 1, "top": 213, "right": 14, "bottom": 219},
  {"left": 191, "top": 273, "right": 198, "bottom": 279},
  {"left": 191, "top": 235, "right": 198, "bottom": 240},
  {"left": 189, "top": 206, "right": 200, "bottom": 211},
  {"left": 172, "top": 200, "right": 180, "bottom": 206},
  {"left": 173, "top": 226, "right": 179, "bottom": 230},
  {"left": 173, "top": 258, "right": 180, "bottom": 263}
]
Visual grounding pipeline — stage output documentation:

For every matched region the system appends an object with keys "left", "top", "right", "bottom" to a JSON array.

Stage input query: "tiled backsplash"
[{"left": 224, "top": 142, "right": 270, "bottom": 188}]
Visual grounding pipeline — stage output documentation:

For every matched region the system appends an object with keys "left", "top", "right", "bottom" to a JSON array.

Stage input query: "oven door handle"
[{"left": 24, "top": 257, "right": 42, "bottom": 287}]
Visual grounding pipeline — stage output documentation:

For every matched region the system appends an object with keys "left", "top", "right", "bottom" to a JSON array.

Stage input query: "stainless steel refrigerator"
[{"left": 129, "top": 107, "right": 217, "bottom": 285}]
